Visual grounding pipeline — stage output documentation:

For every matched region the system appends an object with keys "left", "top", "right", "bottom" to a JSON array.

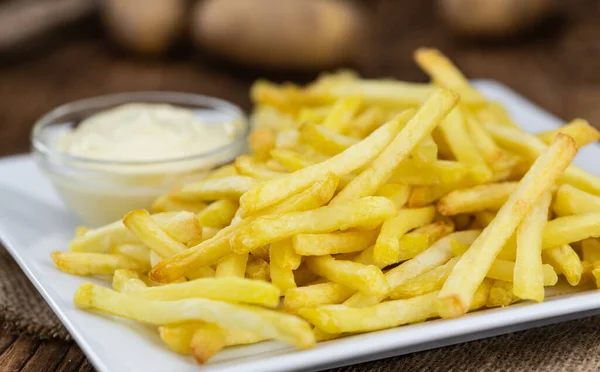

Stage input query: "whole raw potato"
[
  {"left": 192, "top": 0, "right": 366, "bottom": 70},
  {"left": 102, "top": 0, "right": 186, "bottom": 55}
]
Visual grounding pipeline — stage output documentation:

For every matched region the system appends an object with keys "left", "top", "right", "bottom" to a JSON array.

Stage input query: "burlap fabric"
[{"left": 3, "top": 243, "right": 600, "bottom": 371}]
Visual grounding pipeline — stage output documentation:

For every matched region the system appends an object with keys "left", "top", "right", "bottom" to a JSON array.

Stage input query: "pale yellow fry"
[
  {"left": 75, "top": 283, "right": 314, "bottom": 349},
  {"left": 397, "top": 221, "right": 455, "bottom": 262},
  {"left": 271, "top": 239, "right": 301, "bottom": 270},
  {"left": 269, "top": 246, "right": 296, "bottom": 294},
  {"left": 187, "top": 266, "right": 216, "bottom": 280},
  {"left": 305, "top": 255, "right": 389, "bottom": 296},
  {"left": 437, "top": 134, "right": 576, "bottom": 318},
  {"left": 375, "top": 184, "right": 411, "bottom": 209},
  {"left": 464, "top": 112, "right": 503, "bottom": 164},
  {"left": 269, "top": 149, "right": 316, "bottom": 172},
  {"left": 483, "top": 121, "right": 600, "bottom": 196},
  {"left": 332, "top": 89, "right": 459, "bottom": 204},
  {"left": 201, "top": 227, "right": 219, "bottom": 241},
  {"left": 109, "top": 244, "right": 150, "bottom": 265},
  {"left": 284, "top": 282, "right": 355, "bottom": 312},
  {"left": 414, "top": 48, "right": 486, "bottom": 104},
  {"left": 552, "top": 184, "right": 600, "bottom": 216},
  {"left": 389, "top": 160, "right": 468, "bottom": 186},
  {"left": 322, "top": 96, "right": 362, "bottom": 133},
  {"left": 514, "top": 192, "right": 552, "bottom": 302},
  {"left": 235, "top": 155, "right": 286, "bottom": 180},
  {"left": 245, "top": 257, "right": 271, "bottom": 282},
  {"left": 543, "top": 244, "right": 583, "bottom": 286},
  {"left": 345, "top": 230, "right": 480, "bottom": 307},
  {"left": 411, "top": 135, "right": 438, "bottom": 168},
  {"left": 215, "top": 253, "right": 248, "bottom": 278},
  {"left": 297, "top": 105, "right": 331, "bottom": 124},
  {"left": 373, "top": 206, "right": 436, "bottom": 266},
  {"left": 152, "top": 195, "right": 207, "bottom": 214},
  {"left": 408, "top": 177, "right": 476, "bottom": 208},
  {"left": 486, "top": 281, "right": 520, "bottom": 308},
  {"left": 537, "top": 119, "right": 600, "bottom": 147},
  {"left": 173, "top": 176, "right": 257, "bottom": 201},
  {"left": 389, "top": 256, "right": 460, "bottom": 299},
  {"left": 232, "top": 197, "right": 396, "bottom": 254},
  {"left": 437, "top": 182, "right": 518, "bottom": 216},
  {"left": 293, "top": 229, "right": 379, "bottom": 256},
  {"left": 487, "top": 259, "right": 557, "bottom": 286},
  {"left": 437, "top": 108, "right": 492, "bottom": 183},
  {"left": 123, "top": 210, "right": 187, "bottom": 259},
  {"left": 542, "top": 213, "right": 600, "bottom": 249},
  {"left": 581, "top": 239, "right": 600, "bottom": 264},
  {"left": 240, "top": 110, "right": 413, "bottom": 215},
  {"left": 51, "top": 251, "right": 148, "bottom": 276},
  {"left": 149, "top": 173, "right": 338, "bottom": 283},
  {"left": 112, "top": 269, "right": 146, "bottom": 292}
]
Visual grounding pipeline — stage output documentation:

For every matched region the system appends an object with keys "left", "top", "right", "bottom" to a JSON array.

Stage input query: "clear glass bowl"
[{"left": 31, "top": 92, "right": 248, "bottom": 226}]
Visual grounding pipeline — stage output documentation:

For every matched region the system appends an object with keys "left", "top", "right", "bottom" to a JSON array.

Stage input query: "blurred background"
[{"left": 0, "top": 0, "right": 598, "bottom": 158}]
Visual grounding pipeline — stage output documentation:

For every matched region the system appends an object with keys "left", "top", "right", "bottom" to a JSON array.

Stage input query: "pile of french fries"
[{"left": 51, "top": 48, "right": 600, "bottom": 364}]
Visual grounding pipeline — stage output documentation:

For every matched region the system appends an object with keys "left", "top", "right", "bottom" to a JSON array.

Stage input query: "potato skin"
[
  {"left": 102, "top": 0, "right": 185, "bottom": 55},
  {"left": 192, "top": 0, "right": 365, "bottom": 70}
]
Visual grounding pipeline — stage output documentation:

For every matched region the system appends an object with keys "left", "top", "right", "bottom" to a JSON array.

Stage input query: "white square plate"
[{"left": 2, "top": 80, "right": 600, "bottom": 372}]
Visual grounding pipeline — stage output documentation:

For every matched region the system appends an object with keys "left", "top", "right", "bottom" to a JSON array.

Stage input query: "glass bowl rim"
[{"left": 31, "top": 91, "right": 249, "bottom": 166}]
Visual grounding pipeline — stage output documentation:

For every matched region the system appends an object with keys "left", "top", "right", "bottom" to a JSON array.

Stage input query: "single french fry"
[
  {"left": 375, "top": 184, "right": 411, "bottom": 209},
  {"left": 235, "top": 155, "right": 286, "bottom": 180},
  {"left": 109, "top": 244, "right": 150, "bottom": 265},
  {"left": 373, "top": 206, "right": 437, "bottom": 266},
  {"left": 552, "top": 184, "right": 600, "bottom": 216},
  {"left": 537, "top": 119, "right": 600, "bottom": 148},
  {"left": 283, "top": 282, "right": 355, "bottom": 311},
  {"left": 172, "top": 176, "right": 257, "bottom": 201},
  {"left": 397, "top": 221, "right": 455, "bottom": 262},
  {"left": 240, "top": 111, "right": 413, "bottom": 215},
  {"left": 197, "top": 199, "right": 239, "bottom": 228},
  {"left": 215, "top": 253, "right": 248, "bottom": 278},
  {"left": 543, "top": 244, "right": 584, "bottom": 286},
  {"left": 486, "top": 281, "right": 520, "bottom": 308},
  {"left": 245, "top": 257, "right": 270, "bottom": 282},
  {"left": 389, "top": 160, "right": 468, "bottom": 186},
  {"left": 514, "top": 192, "right": 552, "bottom": 302},
  {"left": 487, "top": 259, "right": 557, "bottom": 286},
  {"left": 300, "top": 122, "right": 359, "bottom": 156},
  {"left": 389, "top": 256, "right": 460, "bottom": 299},
  {"left": 345, "top": 230, "right": 480, "bottom": 307},
  {"left": 269, "top": 244, "right": 296, "bottom": 294},
  {"left": 411, "top": 135, "right": 438, "bottom": 168},
  {"left": 408, "top": 177, "right": 476, "bottom": 208},
  {"left": 332, "top": 90, "right": 459, "bottom": 204},
  {"left": 464, "top": 112, "right": 503, "bottom": 164},
  {"left": 437, "top": 134, "right": 577, "bottom": 318},
  {"left": 189, "top": 323, "right": 227, "bottom": 364},
  {"left": 123, "top": 210, "right": 187, "bottom": 259},
  {"left": 187, "top": 266, "right": 216, "bottom": 280},
  {"left": 112, "top": 269, "right": 146, "bottom": 292},
  {"left": 542, "top": 213, "right": 600, "bottom": 249},
  {"left": 51, "top": 251, "right": 149, "bottom": 276},
  {"left": 293, "top": 229, "right": 379, "bottom": 256},
  {"left": 75, "top": 283, "right": 314, "bottom": 349},
  {"left": 249, "top": 127, "right": 276, "bottom": 161},
  {"left": 270, "top": 239, "right": 301, "bottom": 270},
  {"left": 306, "top": 255, "right": 389, "bottom": 296},
  {"left": 414, "top": 48, "right": 486, "bottom": 105},
  {"left": 437, "top": 182, "right": 518, "bottom": 216},
  {"left": 322, "top": 96, "right": 362, "bottom": 133},
  {"left": 231, "top": 197, "right": 396, "bottom": 254},
  {"left": 152, "top": 195, "right": 207, "bottom": 214}
]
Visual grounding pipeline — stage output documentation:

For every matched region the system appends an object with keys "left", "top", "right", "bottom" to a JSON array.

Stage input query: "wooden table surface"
[{"left": 1, "top": 1, "right": 600, "bottom": 371}]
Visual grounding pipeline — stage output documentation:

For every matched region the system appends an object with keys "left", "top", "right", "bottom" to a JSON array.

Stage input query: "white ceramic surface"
[{"left": 1, "top": 80, "right": 600, "bottom": 372}]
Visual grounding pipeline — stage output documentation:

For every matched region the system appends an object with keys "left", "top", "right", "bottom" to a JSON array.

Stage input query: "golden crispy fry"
[
  {"left": 437, "top": 182, "right": 518, "bottom": 216},
  {"left": 397, "top": 221, "right": 455, "bottom": 262},
  {"left": 373, "top": 206, "right": 436, "bottom": 266},
  {"left": 543, "top": 244, "right": 583, "bottom": 286},
  {"left": 75, "top": 283, "right": 314, "bottom": 349},
  {"left": 293, "top": 229, "right": 379, "bottom": 256},
  {"left": 390, "top": 160, "right": 467, "bottom": 186},
  {"left": 483, "top": 121, "right": 600, "bottom": 196},
  {"left": 552, "top": 184, "right": 600, "bottom": 216},
  {"left": 150, "top": 173, "right": 338, "bottom": 283},
  {"left": 542, "top": 213, "right": 600, "bottom": 249},
  {"left": 152, "top": 195, "right": 207, "bottom": 214},
  {"left": 487, "top": 259, "right": 557, "bottom": 286},
  {"left": 189, "top": 323, "right": 226, "bottom": 364},
  {"left": 249, "top": 127, "right": 276, "bottom": 161},
  {"left": 235, "top": 155, "right": 286, "bottom": 180},
  {"left": 437, "top": 108, "right": 492, "bottom": 183},
  {"left": 197, "top": 199, "right": 239, "bottom": 228},
  {"left": 389, "top": 256, "right": 460, "bottom": 299},
  {"left": 437, "top": 134, "right": 576, "bottom": 318},
  {"left": 240, "top": 110, "right": 413, "bottom": 216},
  {"left": 270, "top": 239, "right": 301, "bottom": 270},
  {"left": 345, "top": 230, "right": 480, "bottom": 307},
  {"left": 346, "top": 107, "right": 385, "bottom": 138},
  {"left": 245, "top": 257, "right": 270, "bottom": 282},
  {"left": 123, "top": 210, "right": 187, "bottom": 259},
  {"left": 411, "top": 135, "right": 438, "bottom": 168},
  {"left": 537, "top": 119, "right": 599, "bottom": 148},
  {"left": 172, "top": 176, "right": 257, "bottom": 202},
  {"left": 51, "top": 251, "right": 149, "bottom": 276},
  {"left": 375, "top": 184, "right": 411, "bottom": 209},
  {"left": 109, "top": 244, "right": 150, "bottom": 265},
  {"left": 514, "top": 192, "right": 551, "bottom": 302},
  {"left": 486, "top": 281, "right": 520, "bottom": 308},
  {"left": 322, "top": 96, "right": 362, "bottom": 133},
  {"left": 464, "top": 112, "right": 503, "bottom": 164},
  {"left": 414, "top": 48, "right": 486, "bottom": 105},
  {"left": 306, "top": 255, "right": 389, "bottom": 296},
  {"left": 300, "top": 122, "right": 358, "bottom": 156},
  {"left": 332, "top": 90, "right": 458, "bottom": 204},
  {"left": 283, "top": 282, "right": 355, "bottom": 312},
  {"left": 232, "top": 197, "right": 396, "bottom": 254},
  {"left": 215, "top": 253, "right": 248, "bottom": 278}
]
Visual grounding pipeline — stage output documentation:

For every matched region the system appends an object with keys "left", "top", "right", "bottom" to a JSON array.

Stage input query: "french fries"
[{"left": 51, "top": 48, "right": 600, "bottom": 365}]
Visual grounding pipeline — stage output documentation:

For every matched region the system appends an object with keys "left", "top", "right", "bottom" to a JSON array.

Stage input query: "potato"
[
  {"left": 102, "top": 0, "right": 185, "bottom": 55},
  {"left": 192, "top": 0, "right": 366, "bottom": 70}
]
